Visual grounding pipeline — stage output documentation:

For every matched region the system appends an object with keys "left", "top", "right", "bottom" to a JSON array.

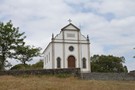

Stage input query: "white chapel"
[{"left": 43, "top": 22, "right": 91, "bottom": 72}]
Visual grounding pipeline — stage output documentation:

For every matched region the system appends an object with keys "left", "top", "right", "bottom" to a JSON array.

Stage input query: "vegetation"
[
  {"left": 0, "top": 20, "right": 41, "bottom": 70},
  {"left": 10, "top": 64, "right": 31, "bottom": 70},
  {"left": 15, "top": 45, "right": 41, "bottom": 65},
  {"left": 0, "top": 20, "right": 26, "bottom": 70},
  {"left": 91, "top": 55, "right": 128, "bottom": 72},
  {"left": 55, "top": 73, "right": 71, "bottom": 78},
  {"left": 11, "top": 60, "right": 43, "bottom": 70},
  {"left": 0, "top": 75, "right": 135, "bottom": 90},
  {"left": 31, "top": 60, "right": 43, "bottom": 69}
]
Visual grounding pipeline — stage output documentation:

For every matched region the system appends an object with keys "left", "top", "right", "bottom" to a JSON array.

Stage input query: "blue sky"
[{"left": 0, "top": 0, "right": 135, "bottom": 71}]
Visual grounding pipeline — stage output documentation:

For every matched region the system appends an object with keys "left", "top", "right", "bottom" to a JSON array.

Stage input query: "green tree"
[
  {"left": 31, "top": 60, "right": 43, "bottom": 69},
  {"left": 10, "top": 60, "right": 43, "bottom": 70},
  {"left": 91, "top": 55, "right": 128, "bottom": 73},
  {"left": 0, "top": 55, "right": 2, "bottom": 70},
  {"left": 10, "top": 64, "right": 30, "bottom": 70},
  {"left": 0, "top": 20, "right": 26, "bottom": 70},
  {"left": 15, "top": 45, "right": 41, "bottom": 65}
]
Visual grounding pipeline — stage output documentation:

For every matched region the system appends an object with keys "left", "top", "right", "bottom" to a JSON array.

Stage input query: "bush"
[
  {"left": 10, "top": 60, "right": 43, "bottom": 70},
  {"left": 31, "top": 60, "right": 43, "bottom": 69},
  {"left": 10, "top": 64, "right": 31, "bottom": 70},
  {"left": 55, "top": 74, "right": 71, "bottom": 78}
]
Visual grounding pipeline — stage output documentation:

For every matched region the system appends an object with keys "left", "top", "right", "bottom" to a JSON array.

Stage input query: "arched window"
[
  {"left": 82, "top": 58, "right": 86, "bottom": 68},
  {"left": 57, "top": 57, "right": 61, "bottom": 68}
]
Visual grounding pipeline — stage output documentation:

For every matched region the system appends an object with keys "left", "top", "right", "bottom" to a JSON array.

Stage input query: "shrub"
[{"left": 10, "top": 64, "right": 31, "bottom": 70}]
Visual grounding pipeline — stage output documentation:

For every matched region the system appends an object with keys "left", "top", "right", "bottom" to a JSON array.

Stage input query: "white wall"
[
  {"left": 55, "top": 31, "right": 63, "bottom": 40},
  {"left": 43, "top": 43, "right": 52, "bottom": 69},
  {"left": 64, "top": 30, "right": 78, "bottom": 40},
  {"left": 54, "top": 43, "right": 64, "bottom": 68},
  {"left": 64, "top": 44, "right": 79, "bottom": 68},
  {"left": 81, "top": 44, "right": 90, "bottom": 72}
]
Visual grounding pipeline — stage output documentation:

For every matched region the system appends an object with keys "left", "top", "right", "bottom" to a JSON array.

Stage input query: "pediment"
[{"left": 61, "top": 23, "right": 80, "bottom": 31}]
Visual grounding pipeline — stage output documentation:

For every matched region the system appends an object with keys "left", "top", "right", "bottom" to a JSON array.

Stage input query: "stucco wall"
[
  {"left": 54, "top": 43, "right": 64, "bottom": 68},
  {"left": 81, "top": 44, "right": 90, "bottom": 72},
  {"left": 64, "top": 30, "right": 78, "bottom": 40},
  {"left": 43, "top": 43, "right": 52, "bottom": 69}
]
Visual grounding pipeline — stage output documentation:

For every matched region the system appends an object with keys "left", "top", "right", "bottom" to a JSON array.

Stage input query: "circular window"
[{"left": 69, "top": 46, "right": 74, "bottom": 51}]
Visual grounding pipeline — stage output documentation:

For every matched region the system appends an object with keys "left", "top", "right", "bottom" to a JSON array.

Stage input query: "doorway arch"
[{"left": 68, "top": 55, "right": 75, "bottom": 68}]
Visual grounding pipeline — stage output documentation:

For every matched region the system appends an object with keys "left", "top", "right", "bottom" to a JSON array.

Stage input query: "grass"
[{"left": 0, "top": 75, "right": 135, "bottom": 90}]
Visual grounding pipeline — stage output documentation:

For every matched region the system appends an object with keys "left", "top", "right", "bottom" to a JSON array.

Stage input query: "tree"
[
  {"left": 10, "top": 64, "right": 30, "bottom": 70},
  {"left": 10, "top": 60, "right": 43, "bottom": 70},
  {"left": 0, "top": 55, "right": 2, "bottom": 70},
  {"left": 0, "top": 20, "right": 26, "bottom": 70},
  {"left": 15, "top": 45, "right": 41, "bottom": 65},
  {"left": 31, "top": 60, "right": 43, "bottom": 69},
  {"left": 91, "top": 55, "right": 128, "bottom": 73}
]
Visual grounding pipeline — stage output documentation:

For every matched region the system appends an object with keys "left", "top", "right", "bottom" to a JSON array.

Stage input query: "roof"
[{"left": 61, "top": 23, "right": 80, "bottom": 31}]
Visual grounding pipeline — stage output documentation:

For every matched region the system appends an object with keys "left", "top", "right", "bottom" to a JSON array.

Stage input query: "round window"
[{"left": 69, "top": 46, "right": 74, "bottom": 51}]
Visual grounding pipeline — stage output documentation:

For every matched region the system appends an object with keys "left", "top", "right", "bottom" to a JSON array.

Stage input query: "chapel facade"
[{"left": 43, "top": 23, "right": 91, "bottom": 72}]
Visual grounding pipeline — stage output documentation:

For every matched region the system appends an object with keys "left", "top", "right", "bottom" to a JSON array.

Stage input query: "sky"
[{"left": 0, "top": 0, "right": 135, "bottom": 71}]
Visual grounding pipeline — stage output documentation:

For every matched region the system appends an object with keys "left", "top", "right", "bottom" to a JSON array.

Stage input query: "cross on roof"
[{"left": 68, "top": 19, "right": 72, "bottom": 23}]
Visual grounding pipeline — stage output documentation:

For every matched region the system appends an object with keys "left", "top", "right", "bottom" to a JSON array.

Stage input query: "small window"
[
  {"left": 49, "top": 52, "right": 50, "bottom": 61},
  {"left": 57, "top": 57, "right": 61, "bottom": 68},
  {"left": 45, "top": 57, "right": 46, "bottom": 64},
  {"left": 69, "top": 46, "right": 74, "bottom": 52},
  {"left": 47, "top": 55, "right": 48, "bottom": 63},
  {"left": 82, "top": 58, "right": 86, "bottom": 69},
  {"left": 45, "top": 57, "right": 47, "bottom": 64}
]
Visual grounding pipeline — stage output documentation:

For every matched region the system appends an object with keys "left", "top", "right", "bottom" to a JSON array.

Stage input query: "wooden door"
[{"left": 68, "top": 56, "right": 75, "bottom": 68}]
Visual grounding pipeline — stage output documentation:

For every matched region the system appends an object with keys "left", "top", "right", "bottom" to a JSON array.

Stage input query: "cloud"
[
  {"left": 0, "top": 0, "right": 135, "bottom": 71},
  {"left": 97, "top": 0, "right": 135, "bottom": 18}
]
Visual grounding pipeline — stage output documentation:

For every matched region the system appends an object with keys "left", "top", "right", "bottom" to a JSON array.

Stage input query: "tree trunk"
[{"left": 1, "top": 53, "right": 6, "bottom": 71}]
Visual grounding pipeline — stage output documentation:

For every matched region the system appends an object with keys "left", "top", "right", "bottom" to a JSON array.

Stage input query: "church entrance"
[{"left": 68, "top": 55, "right": 75, "bottom": 68}]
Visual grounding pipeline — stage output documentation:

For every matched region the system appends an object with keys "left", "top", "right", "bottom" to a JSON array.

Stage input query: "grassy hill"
[{"left": 0, "top": 75, "right": 135, "bottom": 90}]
